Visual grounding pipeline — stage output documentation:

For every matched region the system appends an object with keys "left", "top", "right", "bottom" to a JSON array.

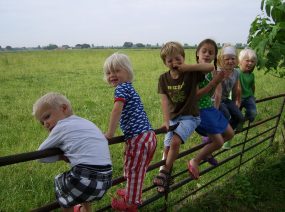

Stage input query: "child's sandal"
[{"left": 153, "top": 169, "right": 170, "bottom": 193}]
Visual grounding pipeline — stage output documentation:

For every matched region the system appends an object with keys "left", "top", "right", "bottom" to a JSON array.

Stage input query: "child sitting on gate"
[
  {"left": 153, "top": 41, "right": 214, "bottom": 191},
  {"left": 187, "top": 39, "right": 234, "bottom": 179},
  {"left": 33, "top": 92, "right": 112, "bottom": 212},
  {"left": 217, "top": 44, "right": 244, "bottom": 149},
  {"left": 238, "top": 48, "right": 258, "bottom": 123},
  {"left": 103, "top": 53, "right": 157, "bottom": 212}
]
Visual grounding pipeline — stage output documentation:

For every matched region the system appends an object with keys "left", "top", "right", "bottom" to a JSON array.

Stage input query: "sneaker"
[
  {"left": 111, "top": 197, "right": 138, "bottom": 212},
  {"left": 204, "top": 155, "right": 218, "bottom": 166},
  {"left": 222, "top": 141, "right": 231, "bottom": 150}
]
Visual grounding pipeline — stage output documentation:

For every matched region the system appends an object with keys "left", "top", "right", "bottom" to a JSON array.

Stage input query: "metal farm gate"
[{"left": 1, "top": 93, "right": 284, "bottom": 211}]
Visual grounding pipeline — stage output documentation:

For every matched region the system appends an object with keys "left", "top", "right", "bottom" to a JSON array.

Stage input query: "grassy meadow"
[{"left": 0, "top": 49, "right": 285, "bottom": 211}]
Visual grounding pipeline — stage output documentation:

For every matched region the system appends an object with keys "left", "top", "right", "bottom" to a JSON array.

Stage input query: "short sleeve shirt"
[
  {"left": 115, "top": 82, "right": 152, "bottom": 139},
  {"left": 239, "top": 69, "right": 255, "bottom": 98},
  {"left": 158, "top": 71, "right": 199, "bottom": 119}
]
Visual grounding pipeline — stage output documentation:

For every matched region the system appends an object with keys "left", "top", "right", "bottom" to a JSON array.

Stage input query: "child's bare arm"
[
  {"left": 233, "top": 80, "right": 241, "bottom": 107},
  {"left": 176, "top": 63, "right": 214, "bottom": 73},
  {"left": 105, "top": 101, "right": 124, "bottom": 139},
  {"left": 160, "top": 94, "right": 170, "bottom": 130},
  {"left": 196, "top": 71, "right": 225, "bottom": 99},
  {"left": 213, "top": 84, "right": 222, "bottom": 109}
]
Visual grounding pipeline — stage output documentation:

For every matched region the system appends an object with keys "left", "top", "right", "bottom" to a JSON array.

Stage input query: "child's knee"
[
  {"left": 217, "top": 139, "right": 224, "bottom": 148},
  {"left": 171, "top": 136, "right": 182, "bottom": 149},
  {"left": 223, "top": 128, "right": 234, "bottom": 141}
]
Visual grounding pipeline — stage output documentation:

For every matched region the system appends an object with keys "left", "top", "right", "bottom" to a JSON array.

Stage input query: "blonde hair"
[
  {"left": 160, "top": 41, "right": 185, "bottom": 64},
  {"left": 217, "top": 43, "right": 239, "bottom": 68},
  {"left": 32, "top": 92, "right": 72, "bottom": 116},
  {"left": 239, "top": 48, "right": 257, "bottom": 63},
  {"left": 103, "top": 52, "right": 134, "bottom": 82}
]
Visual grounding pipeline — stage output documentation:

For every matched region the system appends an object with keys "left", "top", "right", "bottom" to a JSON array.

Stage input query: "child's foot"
[
  {"left": 187, "top": 159, "right": 199, "bottom": 179},
  {"left": 111, "top": 197, "right": 138, "bottom": 212},
  {"left": 73, "top": 204, "right": 82, "bottom": 212},
  {"left": 222, "top": 141, "right": 231, "bottom": 150},
  {"left": 116, "top": 188, "right": 126, "bottom": 198},
  {"left": 153, "top": 169, "right": 170, "bottom": 193}
]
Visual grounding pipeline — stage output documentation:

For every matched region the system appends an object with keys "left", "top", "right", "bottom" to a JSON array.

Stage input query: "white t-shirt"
[{"left": 38, "top": 115, "right": 112, "bottom": 167}]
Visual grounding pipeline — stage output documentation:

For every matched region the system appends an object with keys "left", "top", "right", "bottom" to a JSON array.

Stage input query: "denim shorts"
[{"left": 164, "top": 115, "right": 201, "bottom": 147}]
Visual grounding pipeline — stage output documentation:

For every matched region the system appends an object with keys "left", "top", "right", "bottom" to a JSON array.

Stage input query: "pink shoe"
[
  {"left": 73, "top": 204, "right": 82, "bottom": 212},
  {"left": 111, "top": 197, "right": 138, "bottom": 212},
  {"left": 116, "top": 188, "right": 126, "bottom": 198},
  {"left": 187, "top": 160, "right": 199, "bottom": 179}
]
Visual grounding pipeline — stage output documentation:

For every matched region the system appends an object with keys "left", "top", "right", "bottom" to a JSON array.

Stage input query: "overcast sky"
[{"left": 0, "top": 0, "right": 262, "bottom": 47}]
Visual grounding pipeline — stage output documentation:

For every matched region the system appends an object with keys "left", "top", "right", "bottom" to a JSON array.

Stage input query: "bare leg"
[
  {"left": 189, "top": 134, "right": 224, "bottom": 179},
  {"left": 81, "top": 203, "right": 92, "bottom": 212},
  {"left": 164, "top": 134, "right": 181, "bottom": 172},
  {"left": 159, "top": 146, "right": 170, "bottom": 171},
  {"left": 62, "top": 207, "right": 73, "bottom": 212},
  {"left": 154, "top": 135, "right": 181, "bottom": 191},
  {"left": 195, "top": 134, "right": 224, "bottom": 163},
  {"left": 222, "top": 124, "right": 234, "bottom": 142}
]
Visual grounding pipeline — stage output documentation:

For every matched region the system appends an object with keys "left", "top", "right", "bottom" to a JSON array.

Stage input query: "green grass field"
[{"left": 0, "top": 49, "right": 284, "bottom": 211}]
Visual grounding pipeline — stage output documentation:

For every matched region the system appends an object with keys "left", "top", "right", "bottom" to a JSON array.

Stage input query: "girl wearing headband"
[{"left": 217, "top": 44, "right": 244, "bottom": 149}]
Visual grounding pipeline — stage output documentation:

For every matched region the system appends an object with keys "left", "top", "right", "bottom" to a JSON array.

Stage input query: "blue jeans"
[
  {"left": 219, "top": 98, "right": 244, "bottom": 130},
  {"left": 240, "top": 96, "right": 257, "bottom": 122}
]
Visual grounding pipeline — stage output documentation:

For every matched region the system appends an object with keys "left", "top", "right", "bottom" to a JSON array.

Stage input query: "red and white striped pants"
[{"left": 124, "top": 131, "right": 157, "bottom": 205}]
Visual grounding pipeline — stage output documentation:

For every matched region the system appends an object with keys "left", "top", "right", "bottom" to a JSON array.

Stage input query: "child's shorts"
[
  {"left": 54, "top": 164, "right": 112, "bottom": 208},
  {"left": 195, "top": 107, "right": 228, "bottom": 136},
  {"left": 164, "top": 115, "right": 201, "bottom": 147}
]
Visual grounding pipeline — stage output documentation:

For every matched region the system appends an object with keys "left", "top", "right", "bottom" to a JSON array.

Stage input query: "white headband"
[{"left": 223, "top": 46, "right": 236, "bottom": 56}]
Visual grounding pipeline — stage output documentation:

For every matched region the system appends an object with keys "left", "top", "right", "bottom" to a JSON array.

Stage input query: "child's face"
[
  {"left": 36, "top": 104, "right": 68, "bottom": 132},
  {"left": 197, "top": 43, "right": 216, "bottom": 64},
  {"left": 222, "top": 54, "right": 237, "bottom": 71},
  {"left": 106, "top": 68, "right": 130, "bottom": 87},
  {"left": 240, "top": 57, "right": 256, "bottom": 72},
  {"left": 164, "top": 54, "right": 185, "bottom": 71}
]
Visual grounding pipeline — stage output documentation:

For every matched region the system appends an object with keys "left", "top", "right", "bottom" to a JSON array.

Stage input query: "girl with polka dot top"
[{"left": 187, "top": 39, "right": 234, "bottom": 179}]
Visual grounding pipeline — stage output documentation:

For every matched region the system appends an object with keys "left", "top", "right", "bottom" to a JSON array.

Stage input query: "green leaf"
[{"left": 248, "top": 0, "right": 285, "bottom": 78}]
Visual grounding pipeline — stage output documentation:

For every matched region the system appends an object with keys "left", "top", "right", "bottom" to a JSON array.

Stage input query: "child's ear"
[{"left": 61, "top": 104, "right": 69, "bottom": 113}]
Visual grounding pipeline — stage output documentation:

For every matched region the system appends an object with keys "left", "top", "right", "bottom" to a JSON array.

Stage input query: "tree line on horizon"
[{"left": 0, "top": 41, "right": 248, "bottom": 51}]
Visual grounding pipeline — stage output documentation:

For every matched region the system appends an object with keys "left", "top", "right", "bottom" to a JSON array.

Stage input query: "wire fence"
[{"left": 1, "top": 93, "right": 284, "bottom": 211}]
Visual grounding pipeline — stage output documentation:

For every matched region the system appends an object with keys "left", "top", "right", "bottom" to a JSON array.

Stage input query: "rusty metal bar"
[
  {"left": 238, "top": 121, "right": 251, "bottom": 173},
  {"left": 0, "top": 124, "right": 179, "bottom": 167},
  {"left": 270, "top": 95, "right": 285, "bottom": 145}
]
